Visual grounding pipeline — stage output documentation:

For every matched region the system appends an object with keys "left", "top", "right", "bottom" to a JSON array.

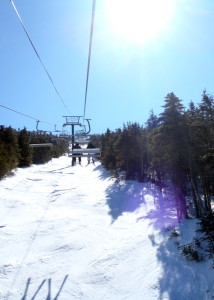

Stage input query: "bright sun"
[{"left": 104, "top": 0, "right": 175, "bottom": 46}]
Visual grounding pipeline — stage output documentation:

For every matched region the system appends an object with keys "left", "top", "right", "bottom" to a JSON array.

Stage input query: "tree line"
[
  {"left": 0, "top": 126, "right": 67, "bottom": 179},
  {"left": 100, "top": 90, "right": 214, "bottom": 223}
]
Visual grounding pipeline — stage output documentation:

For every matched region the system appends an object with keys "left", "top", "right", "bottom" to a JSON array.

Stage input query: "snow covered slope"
[{"left": 0, "top": 156, "right": 213, "bottom": 299}]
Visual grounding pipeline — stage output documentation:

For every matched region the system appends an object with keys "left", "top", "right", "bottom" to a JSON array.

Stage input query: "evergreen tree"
[
  {"left": 0, "top": 139, "right": 9, "bottom": 178},
  {"left": 114, "top": 123, "right": 145, "bottom": 180},
  {"left": 0, "top": 126, "right": 20, "bottom": 178},
  {"left": 51, "top": 138, "right": 67, "bottom": 158},
  {"left": 101, "top": 129, "right": 117, "bottom": 171},
  {"left": 146, "top": 109, "right": 160, "bottom": 131},
  {"left": 184, "top": 101, "right": 202, "bottom": 217},
  {"left": 18, "top": 128, "right": 32, "bottom": 167},
  {"left": 145, "top": 110, "right": 160, "bottom": 179},
  {"left": 197, "top": 91, "right": 214, "bottom": 214},
  {"left": 150, "top": 93, "right": 188, "bottom": 221}
]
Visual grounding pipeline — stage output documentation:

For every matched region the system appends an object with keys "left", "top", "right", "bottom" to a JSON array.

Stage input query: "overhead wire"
[
  {"left": 0, "top": 104, "right": 60, "bottom": 127},
  {"left": 83, "top": 0, "right": 96, "bottom": 121},
  {"left": 9, "top": 0, "right": 71, "bottom": 115}
]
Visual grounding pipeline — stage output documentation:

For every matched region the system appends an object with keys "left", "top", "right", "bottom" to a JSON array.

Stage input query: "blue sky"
[{"left": 1, "top": 0, "right": 214, "bottom": 134}]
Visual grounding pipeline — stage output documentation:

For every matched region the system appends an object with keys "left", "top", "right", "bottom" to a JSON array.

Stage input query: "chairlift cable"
[
  {"left": 0, "top": 104, "right": 60, "bottom": 127},
  {"left": 83, "top": 0, "right": 96, "bottom": 122},
  {"left": 9, "top": 0, "right": 71, "bottom": 115}
]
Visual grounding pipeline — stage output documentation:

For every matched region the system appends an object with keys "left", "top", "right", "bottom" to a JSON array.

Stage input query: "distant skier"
[
  {"left": 72, "top": 142, "right": 82, "bottom": 165},
  {"left": 87, "top": 142, "right": 96, "bottom": 164}
]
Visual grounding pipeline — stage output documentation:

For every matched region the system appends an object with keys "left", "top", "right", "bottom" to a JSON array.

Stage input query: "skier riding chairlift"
[
  {"left": 72, "top": 142, "right": 82, "bottom": 165},
  {"left": 87, "top": 142, "right": 96, "bottom": 164}
]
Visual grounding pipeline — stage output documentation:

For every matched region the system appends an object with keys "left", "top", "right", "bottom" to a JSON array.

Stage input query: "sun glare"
[{"left": 105, "top": 0, "right": 175, "bottom": 46}]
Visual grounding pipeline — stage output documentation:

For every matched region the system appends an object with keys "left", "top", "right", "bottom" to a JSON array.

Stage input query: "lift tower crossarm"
[
  {"left": 62, "top": 116, "right": 83, "bottom": 151},
  {"left": 62, "top": 116, "right": 82, "bottom": 126}
]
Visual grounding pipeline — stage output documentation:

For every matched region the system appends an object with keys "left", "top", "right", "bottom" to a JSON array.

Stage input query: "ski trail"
[{"left": 0, "top": 156, "right": 213, "bottom": 299}]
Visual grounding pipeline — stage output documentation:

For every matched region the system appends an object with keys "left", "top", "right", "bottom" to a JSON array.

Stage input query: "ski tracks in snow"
[{"left": 0, "top": 156, "right": 214, "bottom": 299}]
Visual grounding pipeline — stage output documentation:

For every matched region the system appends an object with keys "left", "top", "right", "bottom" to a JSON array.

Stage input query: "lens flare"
[{"left": 105, "top": 0, "right": 175, "bottom": 46}]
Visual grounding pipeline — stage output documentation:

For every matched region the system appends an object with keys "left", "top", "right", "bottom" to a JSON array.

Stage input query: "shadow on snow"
[
  {"left": 21, "top": 275, "right": 68, "bottom": 300},
  {"left": 92, "top": 164, "right": 211, "bottom": 299},
  {"left": 93, "top": 163, "right": 111, "bottom": 181},
  {"left": 135, "top": 186, "right": 207, "bottom": 299},
  {"left": 137, "top": 186, "right": 210, "bottom": 300},
  {"left": 94, "top": 163, "right": 148, "bottom": 222},
  {"left": 136, "top": 186, "right": 178, "bottom": 230},
  {"left": 155, "top": 229, "right": 209, "bottom": 300},
  {"left": 105, "top": 181, "right": 147, "bottom": 222},
  {"left": 105, "top": 178, "right": 179, "bottom": 227}
]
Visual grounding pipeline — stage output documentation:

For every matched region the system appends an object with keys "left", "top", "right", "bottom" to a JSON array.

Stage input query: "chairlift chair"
[
  {"left": 59, "top": 130, "right": 70, "bottom": 139},
  {"left": 29, "top": 143, "right": 53, "bottom": 148},
  {"left": 75, "top": 128, "right": 90, "bottom": 145},
  {"left": 62, "top": 116, "right": 101, "bottom": 162},
  {"left": 53, "top": 125, "right": 61, "bottom": 134},
  {"left": 68, "top": 147, "right": 101, "bottom": 158},
  {"left": 29, "top": 121, "right": 54, "bottom": 147},
  {"left": 69, "top": 135, "right": 101, "bottom": 159},
  {"left": 63, "top": 116, "right": 82, "bottom": 126}
]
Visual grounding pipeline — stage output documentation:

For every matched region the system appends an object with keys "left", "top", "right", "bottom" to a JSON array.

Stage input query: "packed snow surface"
[{"left": 0, "top": 156, "right": 214, "bottom": 299}]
